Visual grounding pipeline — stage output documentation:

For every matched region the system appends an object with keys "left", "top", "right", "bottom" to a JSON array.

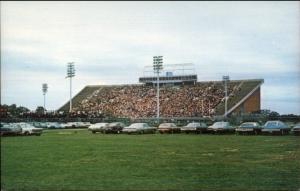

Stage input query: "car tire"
[
  {"left": 280, "top": 130, "right": 283, "bottom": 136},
  {"left": 24, "top": 131, "right": 29, "bottom": 136}
]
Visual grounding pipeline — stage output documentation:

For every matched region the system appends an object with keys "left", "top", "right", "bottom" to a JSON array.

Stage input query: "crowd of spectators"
[{"left": 72, "top": 82, "right": 239, "bottom": 118}]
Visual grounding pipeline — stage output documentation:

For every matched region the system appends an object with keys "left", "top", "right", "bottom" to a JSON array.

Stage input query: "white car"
[
  {"left": 17, "top": 122, "right": 43, "bottom": 136},
  {"left": 88, "top": 123, "right": 108, "bottom": 133},
  {"left": 39, "top": 122, "right": 49, "bottom": 128},
  {"left": 81, "top": 122, "right": 91, "bottom": 128},
  {"left": 0, "top": 123, "right": 22, "bottom": 136},
  {"left": 30, "top": 122, "right": 50, "bottom": 128},
  {"left": 207, "top": 121, "right": 235, "bottom": 134},
  {"left": 122, "top": 123, "right": 156, "bottom": 134},
  {"left": 47, "top": 122, "right": 64, "bottom": 129},
  {"left": 67, "top": 122, "right": 91, "bottom": 128},
  {"left": 292, "top": 123, "right": 300, "bottom": 136},
  {"left": 60, "top": 122, "right": 74, "bottom": 128}
]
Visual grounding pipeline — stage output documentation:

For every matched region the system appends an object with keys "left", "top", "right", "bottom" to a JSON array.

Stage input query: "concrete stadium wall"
[{"left": 233, "top": 88, "right": 261, "bottom": 114}]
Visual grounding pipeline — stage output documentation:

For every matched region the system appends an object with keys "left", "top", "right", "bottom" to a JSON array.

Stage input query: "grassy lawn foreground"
[{"left": 1, "top": 130, "right": 300, "bottom": 190}]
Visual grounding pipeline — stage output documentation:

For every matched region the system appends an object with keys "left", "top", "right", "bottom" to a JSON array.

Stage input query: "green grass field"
[{"left": 1, "top": 129, "right": 300, "bottom": 191}]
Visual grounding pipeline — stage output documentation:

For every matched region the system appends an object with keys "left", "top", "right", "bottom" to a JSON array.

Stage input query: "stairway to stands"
[
  {"left": 214, "top": 80, "right": 263, "bottom": 115},
  {"left": 59, "top": 86, "right": 102, "bottom": 112}
]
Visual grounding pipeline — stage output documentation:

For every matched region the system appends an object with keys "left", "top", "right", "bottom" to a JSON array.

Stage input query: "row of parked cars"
[
  {"left": 1, "top": 120, "right": 299, "bottom": 136},
  {"left": 88, "top": 121, "right": 300, "bottom": 136},
  {"left": 30, "top": 122, "right": 91, "bottom": 129},
  {"left": 0, "top": 122, "right": 43, "bottom": 136},
  {"left": 0, "top": 121, "right": 91, "bottom": 136}
]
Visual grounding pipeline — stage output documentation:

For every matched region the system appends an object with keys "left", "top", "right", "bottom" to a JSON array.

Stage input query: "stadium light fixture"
[
  {"left": 222, "top": 75, "right": 230, "bottom": 118},
  {"left": 66, "top": 62, "right": 75, "bottom": 112},
  {"left": 153, "top": 56, "right": 163, "bottom": 122},
  {"left": 42, "top": 83, "right": 48, "bottom": 113}
]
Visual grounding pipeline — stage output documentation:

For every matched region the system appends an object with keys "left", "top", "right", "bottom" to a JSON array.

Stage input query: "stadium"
[
  {"left": 2, "top": 2, "right": 300, "bottom": 190},
  {"left": 59, "top": 63, "right": 264, "bottom": 120}
]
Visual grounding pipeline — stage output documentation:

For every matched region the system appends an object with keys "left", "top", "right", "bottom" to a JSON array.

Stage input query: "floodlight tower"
[
  {"left": 153, "top": 56, "right": 163, "bottom": 122},
  {"left": 222, "top": 75, "right": 230, "bottom": 118},
  {"left": 66, "top": 62, "right": 75, "bottom": 112},
  {"left": 42, "top": 83, "right": 48, "bottom": 113}
]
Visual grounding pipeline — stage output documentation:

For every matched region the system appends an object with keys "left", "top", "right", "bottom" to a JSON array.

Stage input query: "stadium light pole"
[
  {"left": 42, "top": 83, "right": 48, "bottom": 113},
  {"left": 223, "top": 75, "right": 230, "bottom": 118},
  {"left": 201, "top": 99, "right": 204, "bottom": 116},
  {"left": 208, "top": 100, "right": 211, "bottom": 116},
  {"left": 66, "top": 62, "right": 75, "bottom": 113},
  {"left": 153, "top": 56, "right": 163, "bottom": 122}
]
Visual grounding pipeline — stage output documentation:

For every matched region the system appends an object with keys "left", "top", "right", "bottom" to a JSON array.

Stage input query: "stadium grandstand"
[{"left": 59, "top": 63, "right": 264, "bottom": 119}]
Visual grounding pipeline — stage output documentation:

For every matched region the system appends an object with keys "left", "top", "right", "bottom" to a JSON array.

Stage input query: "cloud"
[{"left": 1, "top": 1, "right": 299, "bottom": 114}]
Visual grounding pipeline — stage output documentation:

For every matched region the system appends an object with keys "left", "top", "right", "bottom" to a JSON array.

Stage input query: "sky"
[{"left": 1, "top": 1, "right": 300, "bottom": 114}]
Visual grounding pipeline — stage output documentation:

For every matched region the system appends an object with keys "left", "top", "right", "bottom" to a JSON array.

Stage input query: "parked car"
[
  {"left": 60, "top": 122, "right": 74, "bottom": 128},
  {"left": 38, "top": 122, "right": 49, "bottom": 128},
  {"left": 66, "top": 122, "right": 91, "bottom": 128},
  {"left": 236, "top": 122, "right": 262, "bottom": 135},
  {"left": 47, "top": 122, "right": 64, "bottom": 129},
  {"left": 88, "top": 123, "right": 108, "bottom": 133},
  {"left": 102, "top": 122, "right": 125, "bottom": 134},
  {"left": 180, "top": 122, "right": 208, "bottom": 134},
  {"left": 207, "top": 121, "right": 235, "bottom": 134},
  {"left": 16, "top": 123, "right": 43, "bottom": 136},
  {"left": 262, "top": 120, "right": 290, "bottom": 135},
  {"left": 0, "top": 123, "right": 22, "bottom": 136},
  {"left": 122, "top": 123, "right": 156, "bottom": 134},
  {"left": 292, "top": 123, "right": 300, "bottom": 136},
  {"left": 158, "top": 123, "right": 181, "bottom": 134},
  {"left": 77, "top": 122, "right": 91, "bottom": 128},
  {"left": 28, "top": 122, "right": 48, "bottom": 128}
]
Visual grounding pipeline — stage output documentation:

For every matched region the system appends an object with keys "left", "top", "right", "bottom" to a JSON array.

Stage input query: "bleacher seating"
[
  {"left": 59, "top": 86, "right": 102, "bottom": 112},
  {"left": 59, "top": 79, "right": 263, "bottom": 118}
]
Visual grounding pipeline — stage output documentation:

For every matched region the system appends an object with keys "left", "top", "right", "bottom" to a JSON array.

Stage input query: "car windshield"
[
  {"left": 186, "top": 123, "right": 199, "bottom": 127},
  {"left": 109, "top": 123, "right": 121, "bottom": 127},
  {"left": 294, "top": 123, "right": 300, "bottom": 128},
  {"left": 1, "top": 124, "right": 11, "bottom": 129},
  {"left": 20, "top": 123, "right": 34, "bottom": 128},
  {"left": 240, "top": 123, "right": 256, "bottom": 128},
  {"left": 264, "top": 121, "right": 278, "bottom": 128},
  {"left": 213, "top": 122, "right": 228, "bottom": 128},
  {"left": 127, "top": 123, "right": 142, "bottom": 128},
  {"left": 159, "top": 123, "right": 175, "bottom": 128},
  {"left": 92, "top": 123, "right": 107, "bottom": 127}
]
